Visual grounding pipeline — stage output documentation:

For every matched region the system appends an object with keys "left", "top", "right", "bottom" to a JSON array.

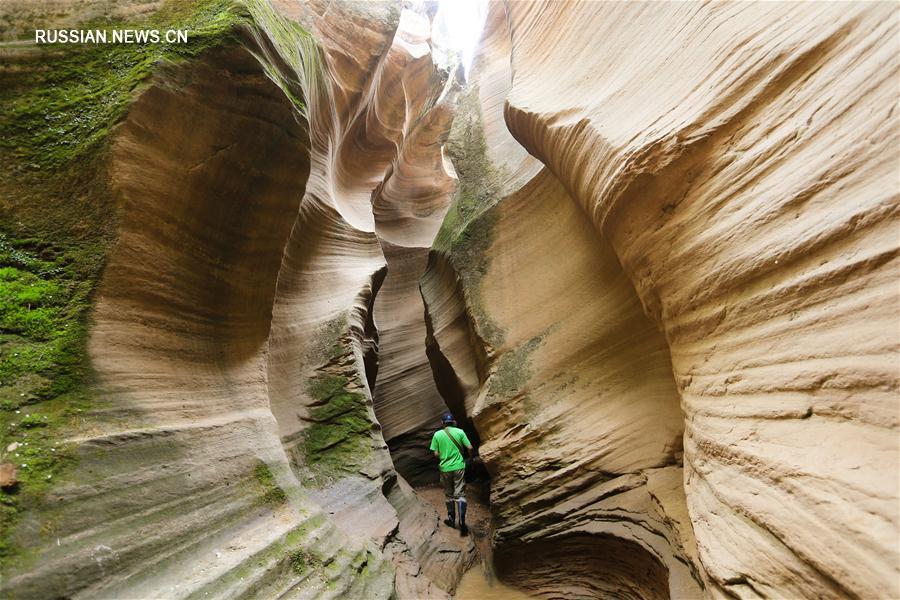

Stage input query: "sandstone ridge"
[
  {"left": 423, "top": 2, "right": 898, "bottom": 599},
  {"left": 0, "top": 1, "right": 896, "bottom": 599}
]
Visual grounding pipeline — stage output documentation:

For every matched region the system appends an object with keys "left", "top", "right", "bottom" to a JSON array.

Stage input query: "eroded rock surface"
[
  {"left": 1, "top": 1, "right": 896, "bottom": 599},
  {"left": 1, "top": 1, "right": 470, "bottom": 598},
  {"left": 367, "top": 9, "right": 459, "bottom": 486},
  {"left": 423, "top": 1, "right": 899, "bottom": 599}
]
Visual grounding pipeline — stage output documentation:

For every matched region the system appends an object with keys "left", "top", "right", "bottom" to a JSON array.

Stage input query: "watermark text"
[{"left": 34, "top": 29, "right": 189, "bottom": 44}]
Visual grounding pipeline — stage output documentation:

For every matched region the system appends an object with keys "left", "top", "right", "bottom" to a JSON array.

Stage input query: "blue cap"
[{"left": 441, "top": 413, "right": 456, "bottom": 425}]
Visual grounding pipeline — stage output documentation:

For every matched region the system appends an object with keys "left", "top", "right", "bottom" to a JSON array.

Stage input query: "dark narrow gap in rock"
[
  {"left": 369, "top": 239, "right": 450, "bottom": 487},
  {"left": 417, "top": 261, "right": 503, "bottom": 598},
  {"left": 362, "top": 265, "right": 388, "bottom": 393},
  {"left": 423, "top": 303, "right": 489, "bottom": 486}
]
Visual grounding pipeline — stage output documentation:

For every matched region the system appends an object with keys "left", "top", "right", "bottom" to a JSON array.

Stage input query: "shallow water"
[
  {"left": 455, "top": 563, "right": 533, "bottom": 600},
  {"left": 414, "top": 484, "right": 533, "bottom": 599}
]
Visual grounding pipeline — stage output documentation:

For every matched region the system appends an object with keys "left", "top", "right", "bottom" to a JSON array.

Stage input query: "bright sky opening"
[{"left": 431, "top": 0, "right": 488, "bottom": 78}]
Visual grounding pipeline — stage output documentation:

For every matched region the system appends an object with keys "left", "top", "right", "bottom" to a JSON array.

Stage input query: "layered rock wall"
[
  {"left": 1, "top": 1, "right": 896, "bottom": 598},
  {"left": 368, "top": 10, "right": 459, "bottom": 486},
  {"left": 1, "top": 1, "right": 472, "bottom": 597},
  {"left": 259, "top": 2, "right": 472, "bottom": 591},
  {"left": 423, "top": 1, "right": 899, "bottom": 598},
  {"left": 5, "top": 37, "right": 400, "bottom": 598}
]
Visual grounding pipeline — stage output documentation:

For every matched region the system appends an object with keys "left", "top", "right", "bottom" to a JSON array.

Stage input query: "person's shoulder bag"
[{"left": 442, "top": 427, "right": 482, "bottom": 469}]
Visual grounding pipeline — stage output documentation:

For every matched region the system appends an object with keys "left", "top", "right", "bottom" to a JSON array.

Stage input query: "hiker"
[{"left": 430, "top": 413, "right": 473, "bottom": 536}]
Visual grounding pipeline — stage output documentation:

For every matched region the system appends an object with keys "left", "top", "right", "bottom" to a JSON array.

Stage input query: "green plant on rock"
[
  {"left": 289, "top": 549, "right": 308, "bottom": 575},
  {"left": 16, "top": 414, "right": 48, "bottom": 429},
  {"left": 0, "top": 0, "right": 256, "bottom": 573},
  {"left": 244, "top": 0, "right": 322, "bottom": 120},
  {"left": 0, "top": 0, "right": 249, "bottom": 172},
  {"left": 254, "top": 462, "right": 287, "bottom": 505},
  {"left": 302, "top": 374, "right": 372, "bottom": 482},
  {"left": 0, "top": 233, "right": 101, "bottom": 568}
]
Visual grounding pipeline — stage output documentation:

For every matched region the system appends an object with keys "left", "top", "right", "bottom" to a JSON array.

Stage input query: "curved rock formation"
[
  {"left": 1, "top": 0, "right": 896, "bottom": 598},
  {"left": 258, "top": 2, "right": 473, "bottom": 592},
  {"left": 1, "top": 1, "right": 471, "bottom": 597},
  {"left": 6, "top": 36, "right": 398, "bottom": 598},
  {"left": 425, "top": 163, "right": 703, "bottom": 597},
  {"left": 495, "top": 534, "right": 671, "bottom": 600},
  {"left": 368, "top": 10, "right": 459, "bottom": 486},
  {"left": 423, "top": 1, "right": 899, "bottom": 598}
]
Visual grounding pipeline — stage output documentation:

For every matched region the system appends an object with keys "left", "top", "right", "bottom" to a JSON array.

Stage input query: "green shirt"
[{"left": 429, "top": 427, "right": 472, "bottom": 472}]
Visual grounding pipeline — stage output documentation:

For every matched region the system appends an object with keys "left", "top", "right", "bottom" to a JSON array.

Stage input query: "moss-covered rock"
[
  {"left": 0, "top": 236, "right": 99, "bottom": 568},
  {"left": 431, "top": 85, "right": 511, "bottom": 351},
  {"left": 289, "top": 548, "right": 309, "bottom": 575},
  {"left": 254, "top": 462, "right": 288, "bottom": 505},
  {"left": 434, "top": 85, "right": 507, "bottom": 250},
  {"left": 302, "top": 374, "right": 372, "bottom": 483},
  {"left": 0, "top": 0, "right": 255, "bottom": 574},
  {"left": 0, "top": 0, "right": 248, "bottom": 171}
]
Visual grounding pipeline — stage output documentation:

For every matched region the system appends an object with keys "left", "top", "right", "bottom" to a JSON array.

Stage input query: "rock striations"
[
  {"left": 1, "top": 1, "right": 470, "bottom": 598},
  {"left": 0, "top": 1, "right": 897, "bottom": 599},
  {"left": 368, "top": 8, "right": 459, "bottom": 487},
  {"left": 423, "top": 1, "right": 899, "bottom": 599}
]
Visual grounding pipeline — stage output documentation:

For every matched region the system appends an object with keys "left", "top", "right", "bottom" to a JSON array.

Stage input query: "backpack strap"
[{"left": 443, "top": 427, "right": 467, "bottom": 457}]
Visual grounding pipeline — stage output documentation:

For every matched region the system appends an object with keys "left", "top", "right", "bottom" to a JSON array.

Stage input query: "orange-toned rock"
[
  {"left": 0, "top": 2, "right": 465, "bottom": 598},
  {"left": 423, "top": 1, "right": 898, "bottom": 598},
  {"left": 0, "top": 463, "right": 17, "bottom": 489}
]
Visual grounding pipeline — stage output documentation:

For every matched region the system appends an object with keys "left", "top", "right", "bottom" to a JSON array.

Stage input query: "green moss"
[
  {"left": 434, "top": 85, "right": 507, "bottom": 250},
  {"left": 302, "top": 375, "right": 372, "bottom": 483},
  {"left": 289, "top": 549, "right": 308, "bottom": 575},
  {"left": 0, "top": 0, "right": 249, "bottom": 172},
  {"left": 16, "top": 414, "right": 48, "bottom": 429},
  {"left": 263, "top": 486, "right": 286, "bottom": 505},
  {"left": 485, "top": 334, "right": 545, "bottom": 404},
  {"left": 0, "top": 0, "right": 322, "bottom": 572},
  {"left": 0, "top": 237, "right": 106, "bottom": 415},
  {"left": 0, "top": 267, "right": 63, "bottom": 340},
  {"left": 0, "top": 233, "right": 99, "bottom": 569},
  {"left": 244, "top": 0, "right": 321, "bottom": 120},
  {"left": 431, "top": 86, "right": 511, "bottom": 349},
  {"left": 448, "top": 207, "right": 506, "bottom": 348},
  {"left": 0, "top": 0, "right": 252, "bottom": 572},
  {"left": 0, "top": 239, "right": 103, "bottom": 552},
  {"left": 253, "top": 462, "right": 287, "bottom": 505}
]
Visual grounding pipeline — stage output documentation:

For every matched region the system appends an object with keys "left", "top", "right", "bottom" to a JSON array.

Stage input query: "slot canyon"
[{"left": 0, "top": 1, "right": 897, "bottom": 599}]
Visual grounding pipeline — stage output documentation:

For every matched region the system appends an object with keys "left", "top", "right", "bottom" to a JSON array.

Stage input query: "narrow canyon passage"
[
  {"left": 0, "top": 1, "right": 896, "bottom": 599},
  {"left": 368, "top": 239, "right": 499, "bottom": 596}
]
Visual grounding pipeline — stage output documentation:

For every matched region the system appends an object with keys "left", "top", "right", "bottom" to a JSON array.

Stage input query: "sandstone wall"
[
  {"left": 4, "top": 38, "right": 400, "bottom": 598},
  {"left": 1, "top": 1, "right": 472, "bottom": 597},
  {"left": 423, "top": 1, "right": 899, "bottom": 598},
  {"left": 1, "top": 1, "right": 896, "bottom": 598},
  {"left": 368, "top": 10, "right": 459, "bottom": 486}
]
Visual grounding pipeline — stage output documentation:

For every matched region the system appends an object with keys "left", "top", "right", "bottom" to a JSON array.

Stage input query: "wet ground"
[
  {"left": 455, "top": 564, "right": 534, "bottom": 600},
  {"left": 416, "top": 484, "right": 534, "bottom": 599}
]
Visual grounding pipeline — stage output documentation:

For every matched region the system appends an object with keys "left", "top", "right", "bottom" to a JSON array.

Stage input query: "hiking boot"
[
  {"left": 456, "top": 499, "right": 468, "bottom": 536},
  {"left": 444, "top": 501, "right": 456, "bottom": 529}
]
